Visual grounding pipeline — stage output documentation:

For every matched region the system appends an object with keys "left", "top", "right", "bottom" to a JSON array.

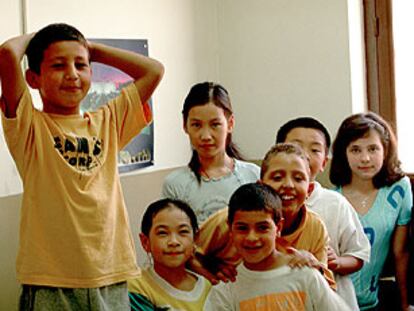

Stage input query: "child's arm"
[
  {"left": 0, "top": 34, "right": 33, "bottom": 118},
  {"left": 190, "top": 208, "right": 239, "bottom": 284},
  {"left": 393, "top": 224, "right": 410, "bottom": 310},
  {"left": 88, "top": 42, "right": 164, "bottom": 105},
  {"left": 327, "top": 246, "right": 364, "bottom": 275}
]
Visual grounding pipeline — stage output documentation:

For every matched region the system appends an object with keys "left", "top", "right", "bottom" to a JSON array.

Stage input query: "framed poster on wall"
[{"left": 81, "top": 39, "right": 154, "bottom": 173}]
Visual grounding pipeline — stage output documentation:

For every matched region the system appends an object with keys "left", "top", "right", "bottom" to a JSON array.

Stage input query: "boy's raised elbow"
[
  {"left": 152, "top": 60, "right": 165, "bottom": 84},
  {"left": 0, "top": 43, "right": 17, "bottom": 72}
]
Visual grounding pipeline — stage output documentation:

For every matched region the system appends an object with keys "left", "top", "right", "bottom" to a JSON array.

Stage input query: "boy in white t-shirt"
[
  {"left": 276, "top": 117, "right": 371, "bottom": 310},
  {"left": 209, "top": 182, "right": 350, "bottom": 311}
]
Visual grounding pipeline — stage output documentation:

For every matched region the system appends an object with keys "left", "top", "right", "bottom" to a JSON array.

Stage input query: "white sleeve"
[{"left": 308, "top": 269, "right": 352, "bottom": 311}]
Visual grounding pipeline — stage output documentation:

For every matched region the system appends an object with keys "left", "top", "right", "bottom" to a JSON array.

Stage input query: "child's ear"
[
  {"left": 227, "top": 220, "right": 233, "bottom": 241},
  {"left": 139, "top": 233, "right": 151, "bottom": 253},
  {"left": 227, "top": 115, "right": 235, "bottom": 133},
  {"left": 275, "top": 218, "right": 284, "bottom": 237},
  {"left": 25, "top": 69, "right": 40, "bottom": 89},
  {"left": 307, "top": 183, "right": 315, "bottom": 197},
  {"left": 319, "top": 155, "right": 329, "bottom": 173},
  {"left": 183, "top": 120, "right": 189, "bottom": 134}
]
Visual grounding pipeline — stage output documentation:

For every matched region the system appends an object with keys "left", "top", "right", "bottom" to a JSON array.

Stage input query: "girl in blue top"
[{"left": 330, "top": 112, "right": 412, "bottom": 311}]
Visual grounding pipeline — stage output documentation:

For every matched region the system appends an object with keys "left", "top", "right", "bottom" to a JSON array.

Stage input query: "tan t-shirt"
[{"left": 1, "top": 83, "right": 150, "bottom": 287}]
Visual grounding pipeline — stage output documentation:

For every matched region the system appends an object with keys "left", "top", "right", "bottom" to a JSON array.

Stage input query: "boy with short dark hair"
[
  {"left": 0, "top": 23, "right": 164, "bottom": 309},
  {"left": 276, "top": 116, "right": 370, "bottom": 310},
  {"left": 209, "top": 182, "right": 350, "bottom": 311}
]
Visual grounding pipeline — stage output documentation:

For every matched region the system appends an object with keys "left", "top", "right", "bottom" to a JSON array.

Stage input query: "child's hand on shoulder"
[
  {"left": 187, "top": 255, "right": 237, "bottom": 285},
  {"left": 286, "top": 247, "right": 321, "bottom": 269},
  {"left": 215, "top": 261, "right": 237, "bottom": 283}
]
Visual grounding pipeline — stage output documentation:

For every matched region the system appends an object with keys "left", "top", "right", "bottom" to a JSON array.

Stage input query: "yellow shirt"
[
  {"left": 1, "top": 84, "right": 150, "bottom": 287},
  {"left": 128, "top": 267, "right": 212, "bottom": 310}
]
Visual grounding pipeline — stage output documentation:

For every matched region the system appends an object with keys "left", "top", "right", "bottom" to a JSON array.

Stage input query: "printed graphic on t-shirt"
[
  {"left": 239, "top": 291, "right": 306, "bottom": 311},
  {"left": 54, "top": 135, "right": 103, "bottom": 171}
]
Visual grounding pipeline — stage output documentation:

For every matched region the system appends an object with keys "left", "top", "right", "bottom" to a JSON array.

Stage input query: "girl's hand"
[
  {"left": 286, "top": 247, "right": 321, "bottom": 269},
  {"left": 327, "top": 246, "right": 340, "bottom": 271}
]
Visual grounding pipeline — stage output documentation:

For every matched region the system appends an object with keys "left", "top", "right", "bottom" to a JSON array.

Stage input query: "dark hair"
[
  {"left": 26, "top": 23, "right": 88, "bottom": 74},
  {"left": 260, "top": 143, "right": 310, "bottom": 179},
  {"left": 330, "top": 112, "right": 404, "bottom": 188},
  {"left": 141, "top": 198, "right": 199, "bottom": 237},
  {"left": 182, "top": 82, "right": 244, "bottom": 183},
  {"left": 228, "top": 182, "right": 283, "bottom": 225},
  {"left": 276, "top": 116, "right": 331, "bottom": 150}
]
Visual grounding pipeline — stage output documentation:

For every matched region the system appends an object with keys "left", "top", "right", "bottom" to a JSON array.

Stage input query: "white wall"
[
  {"left": 217, "top": 0, "right": 363, "bottom": 159},
  {"left": 0, "top": 0, "right": 364, "bottom": 309}
]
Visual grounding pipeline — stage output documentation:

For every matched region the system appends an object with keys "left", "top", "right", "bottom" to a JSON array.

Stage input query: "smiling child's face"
[
  {"left": 27, "top": 40, "right": 91, "bottom": 115},
  {"left": 230, "top": 210, "right": 281, "bottom": 271},
  {"left": 346, "top": 129, "right": 385, "bottom": 182},
  {"left": 140, "top": 206, "right": 195, "bottom": 270},
  {"left": 261, "top": 152, "right": 310, "bottom": 220}
]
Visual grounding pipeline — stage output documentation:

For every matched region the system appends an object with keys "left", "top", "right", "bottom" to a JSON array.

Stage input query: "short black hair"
[
  {"left": 228, "top": 182, "right": 283, "bottom": 225},
  {"left": 141, "top": 198, "right": 199, "bottom": 237},
  {"left": 26, "top": 23, "right": 88, "bottom": 74},
  {"left": 276, "top": 117, "right": 331, "bottom": 149}
]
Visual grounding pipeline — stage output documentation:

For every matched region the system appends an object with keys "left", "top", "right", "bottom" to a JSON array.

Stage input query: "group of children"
[{"left": 0, "top": 22, "right": 412, "bottom": 311}]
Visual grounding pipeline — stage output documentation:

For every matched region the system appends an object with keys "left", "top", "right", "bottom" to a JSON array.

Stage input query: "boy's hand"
[
  {"left": 215, "top": 262, "right": 237, "bottom": 283},
  {"left": 187, "top": 256, "right": 221, "bottom": 285},
  {"left": 286, "top": 247, "right": 321, "bottom": 269},
  {"left": 187, "top": 254, "right": 237, "bottom": 285},
  {"left": 327, "top": 245, "right": 340, "bottom": 271},
  {"left": 85, "top": 41, "right": 164, "bottom": 105}
]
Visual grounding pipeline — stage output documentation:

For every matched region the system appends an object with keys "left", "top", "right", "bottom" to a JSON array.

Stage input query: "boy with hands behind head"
[{"left": 0, "top": 23, "right": 163, "bottom": 309}]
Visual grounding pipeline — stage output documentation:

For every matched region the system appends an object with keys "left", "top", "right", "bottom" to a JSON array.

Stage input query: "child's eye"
[
  {"left": 211, "top": 122, "right": 221, "bottom": 128},
  {"left": 368, "top": 145, "right": 380, "bottom": 153},
  {"left": 311, "top": 148, "right": 321, "bottom": 154},
  {"left": 272, "top": 175, "right": 282, "bottom": 181},
  {"left": 257, "top": 225, "right": 270, "bottom": 232},
  {"left": 76, "top": 63, "right": 88, "bottom": 69},
  {"left": 233, "top": 225, "right": 248, "bottom": 232},
  {"left": 190, "top": 122, "right": 201, "bottom": 128},
  {"left": 349, "top": 147, "right": 360, "bottom": 154},
  {"left": 294, "top": 175, "right": 304, "bottom": 182},
  {"left": 51, "top": 63, "right": 64, "bottom": 68},
  {"left": 156, "top": 230, "right": 168, "bottom": 236},
  {"left": 179, "top": 229, "right": 191, "bottom": 235}
]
